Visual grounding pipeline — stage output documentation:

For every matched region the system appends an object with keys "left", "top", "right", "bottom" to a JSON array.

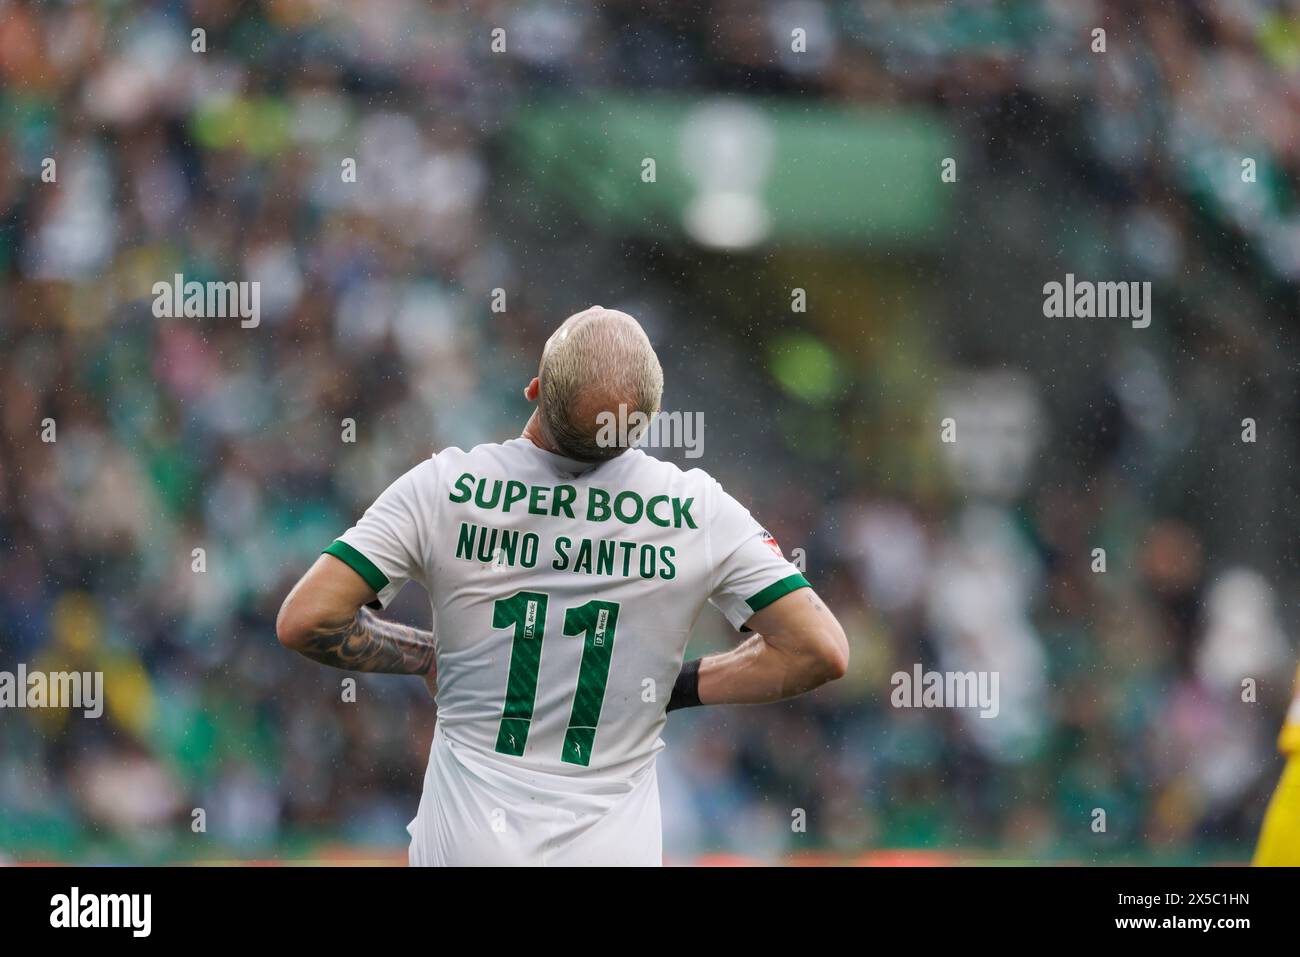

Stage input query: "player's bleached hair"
[{"left": 538, "top": 306, "right": 664, "bottom": 463}]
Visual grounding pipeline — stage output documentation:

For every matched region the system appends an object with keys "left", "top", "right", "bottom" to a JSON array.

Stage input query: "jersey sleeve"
[
  {"left": 706, "top": 480, "right": 811, "bottom": 631},
  {"left": 324, "top": 458, "right": 436, "bottom": 608}
]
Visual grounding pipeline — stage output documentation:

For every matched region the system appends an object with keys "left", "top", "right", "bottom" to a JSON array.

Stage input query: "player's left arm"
[
  {"left": 671, "top": 477, "right": 850, "bottom": 710},
  {"left": 277, "top": 553, "right": 436, "bottom": 678},
  {"left": 671, "top": 587, "right": 847, "bottom": 708}
]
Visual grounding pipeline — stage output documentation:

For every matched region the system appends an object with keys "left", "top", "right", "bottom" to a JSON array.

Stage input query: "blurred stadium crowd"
[{"left": 3, "top": 0, "right": 1299, "bottom": 862}]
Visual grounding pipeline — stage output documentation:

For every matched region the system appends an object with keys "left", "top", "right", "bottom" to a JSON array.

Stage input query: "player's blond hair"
[{"left": 538, "top": 306, "right": 664, "bottom": 463}]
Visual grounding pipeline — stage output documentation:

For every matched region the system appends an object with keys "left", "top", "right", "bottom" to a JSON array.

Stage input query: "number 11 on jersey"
[{"left": 492, "top": 592, "right": 621, "bottom": 767}]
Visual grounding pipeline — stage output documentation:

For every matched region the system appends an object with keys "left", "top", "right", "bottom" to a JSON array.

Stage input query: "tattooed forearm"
[{"left": 297, "top": 607, "right": 436, "bottom": 675}]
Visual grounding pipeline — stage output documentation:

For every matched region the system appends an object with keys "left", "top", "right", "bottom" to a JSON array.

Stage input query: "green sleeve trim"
[
  {"left": 744, "top": 573, "right": 811, "bottom": 613},
  {"left": 323, "top": 540, "right": 390, "bottom": 594}
]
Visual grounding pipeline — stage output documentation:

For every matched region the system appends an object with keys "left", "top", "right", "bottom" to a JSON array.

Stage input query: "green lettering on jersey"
[
  {"left": 613, "top": 491, "right": 643, "bottom": 524},
  {"left": 595, "top": 539, "right": 616, "bottom": 576},
  {"left": 561, "top": 600, "right": 621, "bottom": 767},
  {"left": 503, "top": 480, "right": 528, "bottom": 512},
  {"left": 661, "top": 546, "right": 676, "bottom": 580},
  {"left": 573, "top": 538, "right": 594, "bottom": 575},
  {"left": 552, "top": 485, "right": 577, "bottom": 518},
  {"left": 646, "top": 495, "right": 671, "bottom": 527},
  {"left": 497, "top": 529, "right": 519, "bottom": 565},
  {"left": 449, "top": 472, "right": 474, "bottom": 504},
  {"left": 493, "top": 591, "right": 549, "bottom": 757},
  {"left": 474, "top": 478, "right": 503, "bottom": 510},
  {"left": 673, "top": 496, "right": 697, "bottom": 529},
  {"left": 455, "top": 522, "right": 476, "bottom": 559},
  {"left": 488, "top": 593, "right": 621, "bottom": 768},
  {"left": 447, "top": 472, "right": 697, "bottom": 532}
]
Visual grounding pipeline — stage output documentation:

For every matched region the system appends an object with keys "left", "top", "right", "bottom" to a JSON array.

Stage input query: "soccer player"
[
  {"left": 1253, "top": 664, "right": 1300, "bottom": 866},
  {"left": 276, "top": 306, "right": 849, "bottom": 866}
]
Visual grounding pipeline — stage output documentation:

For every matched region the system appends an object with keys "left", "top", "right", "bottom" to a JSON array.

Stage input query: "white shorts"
[{"left": 407, "top": 728, "right": 662, "bottom": 866}]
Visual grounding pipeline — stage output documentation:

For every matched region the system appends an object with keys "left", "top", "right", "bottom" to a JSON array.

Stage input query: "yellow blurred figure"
[
  {"left": 31, "top": 592, "right": 155, "bottom": 738},
  {"left": 1254, "top": 664, "right": 1300, "bottom": 866}
]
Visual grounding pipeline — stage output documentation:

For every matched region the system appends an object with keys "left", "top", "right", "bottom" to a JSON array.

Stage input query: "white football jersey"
[{"left": 327, "top": 437, "right": 808, "bottom": 783}]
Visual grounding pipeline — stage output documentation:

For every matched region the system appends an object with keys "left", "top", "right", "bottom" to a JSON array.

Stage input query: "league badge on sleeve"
[{"left": 760, "top": 529, "right": 783, "bottom": 558}]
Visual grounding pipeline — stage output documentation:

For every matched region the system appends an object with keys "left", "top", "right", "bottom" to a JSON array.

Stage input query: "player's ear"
[{"left": 524, "top": 377, "right": 540, "bottom": 402}]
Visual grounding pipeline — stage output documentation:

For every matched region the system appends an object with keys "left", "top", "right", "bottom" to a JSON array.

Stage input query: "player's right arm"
[
  {"left": 277, "top": 459, "right": 437, "bottom": 689},
  {"left": 678, "top": 588, "right": 847, "bottom": 706},
  {"left": 276, "top": 554, "right": 436, "bottom": 677}
]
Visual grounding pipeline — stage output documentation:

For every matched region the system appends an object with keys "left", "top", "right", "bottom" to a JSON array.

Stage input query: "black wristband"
[{"left": 666, "top": 658, "right": 703, "bottom": 712}]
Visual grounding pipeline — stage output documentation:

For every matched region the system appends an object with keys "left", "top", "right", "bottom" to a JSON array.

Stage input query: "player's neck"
[{"left": 521, "top": 411, "right": 558, "bottom": 454}]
